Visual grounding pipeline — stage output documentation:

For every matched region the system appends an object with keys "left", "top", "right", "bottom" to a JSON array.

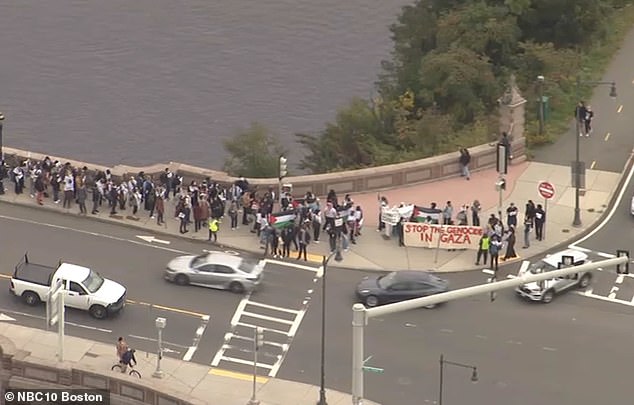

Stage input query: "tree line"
[{"left": 224, "top": 0, "right": 632, "bottom": 177}]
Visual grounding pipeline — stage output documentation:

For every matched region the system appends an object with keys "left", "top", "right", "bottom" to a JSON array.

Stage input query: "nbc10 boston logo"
[{"left": 4, "top": 389, "right": 109, "bottom": 404}]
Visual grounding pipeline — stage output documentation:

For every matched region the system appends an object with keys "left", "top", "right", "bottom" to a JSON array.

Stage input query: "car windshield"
[
  {"left": 377, "top": 272, "right": 397, "bottom": 289},
  {"left": 238, "top": 259, "right": 258, "bottom": 273},
  {"left": 190, "top": 254, "right": 208, "bottom": 268},
  {"left": 82, "top": 270, "right": 105, "bottom": 293},
  {"left": 529, "top": 260, "right": 554, "bottom": 274}
]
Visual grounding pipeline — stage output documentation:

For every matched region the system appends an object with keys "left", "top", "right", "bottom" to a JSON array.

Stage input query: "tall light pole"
[
  {"left": 573, "top": 78, "right": 617, "bottom": 227},
  {"left": 0, "top": 112, "right": 4, "bottom": 161},
  {"left": 317, "top": 250, "right": 343, "bottom": 405},
  {"left": 537, "top": 76, "right": 545, "bottom": 135},
  {"left": 438, "top": 354, "right": 479, "bottom": 405}
]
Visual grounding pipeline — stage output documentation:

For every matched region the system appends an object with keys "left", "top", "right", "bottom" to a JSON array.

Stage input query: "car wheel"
[
  {"left": 365, "top": 295, "right": 379, "bottom": 307},
  {"left": 541, "top": 289, "right": 555, "bottom": 304},
  {"left": 89, "top": 305, "right": 107, "bottom": 319},
  {"left": 229, "top": 282, "right": 245, "bottom": 294},
  {"left": 174, "top": 274, "right": 189, "bottom": 286},
  {"left": 22, "top": 291, "right": 40, "bottom": 306},
  {"left": 578, "top": 274, "right": 591, "bottom": 289}
]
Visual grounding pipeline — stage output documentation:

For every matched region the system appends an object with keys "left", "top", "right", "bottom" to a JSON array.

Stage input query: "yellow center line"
[
  {"left": 209, "top": 368, "right": 269, "bottom": 383},
  {"left": 617, "top": 105, "right": 624, "bottom": 113},
  {"left": 590, "top": 160, "right": 597, "bottom": 170},
  {"left": 604, "top": 132, "right": 611, "bottom": 141}
]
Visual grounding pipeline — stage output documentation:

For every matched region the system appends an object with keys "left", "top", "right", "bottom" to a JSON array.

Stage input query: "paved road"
[
  {"left": 2, "top": 203, "right": 634, "bottom": 405},
  {"left": 532, "top": 26, "right": 634, "bottom": 173}
]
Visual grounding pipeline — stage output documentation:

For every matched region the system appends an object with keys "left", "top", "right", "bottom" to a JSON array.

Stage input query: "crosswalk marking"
[
  {"left": 219, "top": 355, "right": 275, "bottom": 369},
  {"left": 241, "top": 311, "right": 295, "bottom": 325},
  {"left": 246, "top": 300, "right": 300, "bottom": 314}
]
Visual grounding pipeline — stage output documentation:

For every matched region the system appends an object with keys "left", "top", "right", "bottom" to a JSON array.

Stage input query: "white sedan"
[{"left": 165, "top": 252, "right": 264, "bottom": 293}]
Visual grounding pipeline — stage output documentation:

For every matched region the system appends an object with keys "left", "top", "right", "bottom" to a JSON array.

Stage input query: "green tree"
[
  {"left": 223, "top": 123, "right": 286, "bottom": 178},
  {"left": 418, "top": 47, "right": 500, "bottom": 124},
  {"left": 296, "top": 98, "right": 392, "bottom": 172}
]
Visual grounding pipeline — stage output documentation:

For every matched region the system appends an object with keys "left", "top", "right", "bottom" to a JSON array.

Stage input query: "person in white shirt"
[{"left": 62, "top": 171, "right": 74, "bottom": 209}]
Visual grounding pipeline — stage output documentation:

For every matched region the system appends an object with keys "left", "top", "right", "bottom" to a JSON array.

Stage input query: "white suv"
[{"left": 515, "top": 249, "right": 591, "bottom": 304}]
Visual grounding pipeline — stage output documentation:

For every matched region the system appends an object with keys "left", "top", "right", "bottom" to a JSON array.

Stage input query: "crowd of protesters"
[{"left": 0, "top": 157, "right": 366, "bottom": 262}]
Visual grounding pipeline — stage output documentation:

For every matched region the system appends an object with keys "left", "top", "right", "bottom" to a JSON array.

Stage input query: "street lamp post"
[
  {"left": 317, "top": 250, "right": 343, "bottom": 405},
  {"left": 573, "top": 78, "right": 617, "bottom": 227},
  {"left": 537, "top": 76, "right": 545, "bottom": 135},
  {"left": 438, "top": 354, "right": 479, "bottom": 405},
  {"left": 0, "top": 112, "right": 4, "bottom": 161}
]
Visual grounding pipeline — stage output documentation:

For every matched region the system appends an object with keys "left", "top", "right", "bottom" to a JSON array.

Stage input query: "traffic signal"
[
  {"left": 616, "top": 250, "right": 630, "bottom": 274},
  {"left": 279, "top": 156, "right": 288, "bottom": 179},
  {"left": 256, "top": 327, "right": 264, "bottom": 350},
  {"left": 495, "top": 178, "right": 506, "bottom": 191}
]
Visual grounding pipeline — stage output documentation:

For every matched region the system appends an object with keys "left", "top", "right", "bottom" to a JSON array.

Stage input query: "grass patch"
[{"left": 526, "top": 4, "right": 634, "bottom": 151}]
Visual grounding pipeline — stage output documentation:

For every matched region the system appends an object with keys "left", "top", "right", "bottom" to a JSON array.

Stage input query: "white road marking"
[
  {"left": 230, "top": 297, "right": 250, "bottom": 326},
  {"left": 241, "top": 311, "right": 294, "bottom": 326},
  {"left": 235, "top": 322, "right": 289, "bottom": 336},
  {"left": 584, "top": 287, "right": 594, "bottom": 296},
  {"left": 245, "top": 300, "right": 300, "bottom": 314},
  {"left": 0, "top": 308, "right": 112, "bottom": 333},
  {"left": 440, "top": 328, "right": 453, "bottom": 333},
  {"left": 136, "top": 235, "right": 171, "bottom": 244},
  {"left": 608, "top": 286, "right": 619, "bottom": 299},
  {"left": 219, "top": 355, "right": 275, "bottom": 369},
  {"left": 506, "top": 340, "right": 522, "bottom": 345},
  {"left": 262, "top": 259, "right": 320, "bottom": 273},
  {"left": 572, "top": 291, "right": 634, "bottom": 307},
  {"left": 287, "top": 309, "right": 306, "bottom": 338},
  {"left": 542, "top": 347, "right": 557, "bottom": 352},
  {"left": 597, "top": 252, "right": 616, "bottom": 258},
  {"left": 182, "top": 315, "right": 210, "bottom": 362},
  {"left": 0, "top": 313, "right": 16, "bottom": 321},
  {"left": 482, "top": 269, "right": 495, "bottom": 275},
  {"left": 475, "top": 335, "right": 488, "bottom": 340},
  {"left": 128, "top": 334, "right": 189, "bottom": 349},
  {"left": 0, "top": 214, "right": 190, "bottom": 254},
  {"left": 615, "top": 275, "right": 625, "bottom": 285},
  {"left": 568, "top": 246, "right": 592, "bottom": 253},
  {"left": 571, "top": 155, "right": 634, "bottom": 247},
  {"left": 229, "top": 334, "right": 289, "bottom": 350}
]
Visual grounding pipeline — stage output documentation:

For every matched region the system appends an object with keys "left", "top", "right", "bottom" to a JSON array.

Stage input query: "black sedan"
[{"left": 355, "top": 270, "right": 449, "bottom": 308}]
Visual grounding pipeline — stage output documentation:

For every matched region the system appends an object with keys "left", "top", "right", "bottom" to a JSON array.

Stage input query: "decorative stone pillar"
[{"left": 497, "top": 74, "right": 527, "bottom": 141}]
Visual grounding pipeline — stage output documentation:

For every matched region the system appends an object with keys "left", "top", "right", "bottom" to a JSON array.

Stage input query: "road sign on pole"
[{"left": 538, "top": 181, "right": 555, "bottom": 199}]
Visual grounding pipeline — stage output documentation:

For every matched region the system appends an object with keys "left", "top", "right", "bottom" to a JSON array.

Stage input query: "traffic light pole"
[{"left": 350, "top": 255, "right": 629, "bottom": 404}]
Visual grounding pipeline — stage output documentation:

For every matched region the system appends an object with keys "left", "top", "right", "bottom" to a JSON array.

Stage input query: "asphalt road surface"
[{"left": 2, "top": 203, "right": 634, "bottom": 405}]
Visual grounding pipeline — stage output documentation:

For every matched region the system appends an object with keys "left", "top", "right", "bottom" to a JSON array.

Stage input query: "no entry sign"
[{"left": 538, "top": 181, "right": 555, "bottom": 199}]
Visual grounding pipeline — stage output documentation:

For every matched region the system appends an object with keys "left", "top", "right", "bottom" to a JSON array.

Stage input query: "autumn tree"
[{"left": 223, "top": 123, "right": 286, "bottom": 178}]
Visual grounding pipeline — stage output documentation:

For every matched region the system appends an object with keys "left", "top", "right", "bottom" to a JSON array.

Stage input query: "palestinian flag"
[
  {"left": 269, "top": 211, "right": 296, "bottom": 229},
  {"left": 412, "top": 205, "right": 442, "bottom": 223}
]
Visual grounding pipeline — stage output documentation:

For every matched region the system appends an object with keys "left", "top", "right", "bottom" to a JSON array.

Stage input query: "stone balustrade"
[{"left": 1, "top": 137, "right": 525, "bottom": 195}]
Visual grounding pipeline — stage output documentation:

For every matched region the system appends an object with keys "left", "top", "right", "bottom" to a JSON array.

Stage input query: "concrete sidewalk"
[
  {"left": 0, "top": 161, "right": 622, "bottom": 272},
  {"left": 0, "top": 322, "right": 375, "bottom": 405}
]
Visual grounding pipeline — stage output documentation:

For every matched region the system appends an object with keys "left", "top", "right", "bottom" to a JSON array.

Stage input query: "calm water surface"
[{"left": 0, "top": 0, "right": 411, "bottom": 168}]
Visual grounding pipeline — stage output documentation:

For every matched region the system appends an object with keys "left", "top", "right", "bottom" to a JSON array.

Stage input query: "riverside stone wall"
[
  {"left": 1, "top": 137, "right": 525, "bottom": 196},
  {"left": 0, "top": 335, "right": 196, "bottom": 405}
]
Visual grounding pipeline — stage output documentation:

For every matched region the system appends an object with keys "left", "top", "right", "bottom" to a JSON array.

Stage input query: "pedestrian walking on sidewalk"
[
  {"left": 296, "top": 225, "right": 311, "bottom": 261},
  {"left": 155, "top": 189, "right": 165, "bottom": 225},
  {"left": 471, "top": 200, "right": 481, "bottom": 227},
  {"left": 522, "top": 216, "right": 531, "bottom": 249},
  {"left": 525, "top": 200, "right": 536, "bottom": 227},
  {"left": 76, "top": 180, "right": 87, "bottom": 215},
  {"left": 489, "top": 234, "right": 501, "bottom": 270},
  {"left": 534, "top": 204, "right": 545, "bottom": 241},
  {"left": 502, "top": 227, "right": 517, "bottom": 261},
  {"left": 34, "top": 171, "right": 45, "bottom": 206},
  {"left": 62, "top": 171, "right": 74, "bottom": 209},
  {"left": 442, "top": 201, "right": 453, "bottom": 225},
  {"left": 575, "top": 101, "right": 588, "bottom": 136},
  {"left": 506, "top": 202, "right": 518, "bottom": 228},
  {"left": 475, "top": 234, "right": 490, "bottom": 266},
  {"left": 208, "top": 218, "right": 219, "bottom": 242},
  {"left": 584, "top": 106, "right": 594, "bottom": 137},
  {"left": 459, "top": 148, "right": 471, "bottom": 180},
  {"left": 228, "top": 200, "right": 238, "bottom": 230}
]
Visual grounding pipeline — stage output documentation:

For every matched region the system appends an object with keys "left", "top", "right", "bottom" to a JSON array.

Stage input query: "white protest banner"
[
  {"left": 380, "top": 207, "right": 401, "bottom": 226},
  {"left": 403, "top": 222, "right": 483, "bottom": 250}
]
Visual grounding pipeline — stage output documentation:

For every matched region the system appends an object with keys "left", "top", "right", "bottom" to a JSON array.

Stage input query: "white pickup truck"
[{"left": 9, "top": 253, "right": 127, "bottom": 319}]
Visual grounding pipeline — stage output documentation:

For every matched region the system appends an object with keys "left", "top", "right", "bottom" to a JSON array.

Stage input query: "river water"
[{"left": 0, "top": 0, "right": 411, "bottom": 169}]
